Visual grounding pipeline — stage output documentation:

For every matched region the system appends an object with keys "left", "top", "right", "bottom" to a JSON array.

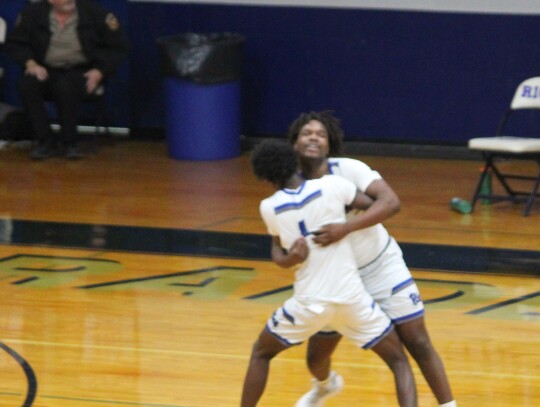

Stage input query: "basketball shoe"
[{"left": 294, "top": 371, "right": 344, "bottom": 407}]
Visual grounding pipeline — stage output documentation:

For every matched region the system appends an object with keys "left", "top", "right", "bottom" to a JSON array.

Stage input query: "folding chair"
[{"left": 468, "top": 77, "right": 540, "bottom": 216}]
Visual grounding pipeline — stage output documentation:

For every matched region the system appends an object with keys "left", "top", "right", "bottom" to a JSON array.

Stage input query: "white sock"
[
  {"left": 439, "top": 401, "right": 457, "bottom": 407},
  {"left": 316, "top": 371, "right": 334, "bottom": 386}
]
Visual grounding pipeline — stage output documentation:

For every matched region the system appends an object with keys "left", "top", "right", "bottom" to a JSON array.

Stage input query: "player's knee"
[
  {"left": 385, "top": 351, "right": 412, "bottom": 375},
  {"left": 251, "top": 340, "right": 269, "bottom": 359},
  {"left": 250, "top": 335, "right": 285, "bottom": 362},
  {"left": 404, "top": 334, "right": 433, "bottom": 360}
]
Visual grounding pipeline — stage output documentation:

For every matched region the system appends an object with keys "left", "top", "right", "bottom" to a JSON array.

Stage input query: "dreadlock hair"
[
  {"left": 287, "top": 110, "right": 345, "bottom": 157},
  {"left": 250, "top": 139, "right": 298, "bottom": 189}
]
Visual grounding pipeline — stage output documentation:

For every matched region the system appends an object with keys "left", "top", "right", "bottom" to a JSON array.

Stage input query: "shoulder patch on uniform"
[
  {"left": 105, "top": 13, "right": 120, "bottom": 31},
  {"left": 15, "top": 14, "right": 22, "bottom": 27}
]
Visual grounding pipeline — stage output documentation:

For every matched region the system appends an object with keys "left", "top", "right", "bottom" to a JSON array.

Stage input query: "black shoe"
[
  {"left": 65, "top": 143, "right": 85, "bottom": 159},
  {"left": 29, "top": 141, "right": 58, "bottom": 160}
]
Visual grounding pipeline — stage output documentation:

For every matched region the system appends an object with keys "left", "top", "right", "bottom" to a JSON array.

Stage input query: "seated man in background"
[{"left": 4, "top": 0, "right": 130, "bottom": 159}]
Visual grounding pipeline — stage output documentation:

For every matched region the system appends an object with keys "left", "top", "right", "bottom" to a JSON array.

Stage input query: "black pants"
[{"left": 18, "top": 67, "right": 89, "bottom": 144}]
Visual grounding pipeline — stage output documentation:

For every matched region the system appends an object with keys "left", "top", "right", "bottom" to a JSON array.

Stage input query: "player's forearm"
[
  {"left": 346, "top": 195, "right": 400, "bottom": 232},
  {"left": 271, "top": 247, "right": 302, "bottom": 268},
  {"left": 271, "top": 236, "right": 308, "bottom": 268}
]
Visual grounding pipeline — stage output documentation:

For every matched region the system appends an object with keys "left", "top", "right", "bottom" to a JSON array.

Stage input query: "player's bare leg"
[
  {"left": 294, "top": 334, "right": 344, "bottom": 407},
  {"left": 370, "top": 329, "right": 418, "bottom": 407},
  {"left": 305, "top": 334, "right": 342, "bottom": 380},
  {"left": 396, "top": 317, "right": 455, "bottom": 405},
  {"left": 240, "top": 328, "right": 289, "bottom": 407}
]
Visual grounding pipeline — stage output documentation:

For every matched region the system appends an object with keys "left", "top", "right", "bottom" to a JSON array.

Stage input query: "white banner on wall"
[{"left": 127, "top": 0, "right": 540, "bottom": 16}]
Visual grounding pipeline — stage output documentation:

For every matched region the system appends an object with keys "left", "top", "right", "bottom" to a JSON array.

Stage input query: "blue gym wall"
[{"left": 1, "top": 0, "right": 540, "bottom": 144}]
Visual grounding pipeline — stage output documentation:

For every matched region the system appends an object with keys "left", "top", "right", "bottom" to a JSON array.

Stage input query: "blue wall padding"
[{"left": 2, "top": 1, "right": 540, "bottom": 143}]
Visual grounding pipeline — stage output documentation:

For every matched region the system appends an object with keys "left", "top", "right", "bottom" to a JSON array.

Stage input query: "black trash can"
[{"left": 156, "top": 32, "right": 245, "bottom": 160}]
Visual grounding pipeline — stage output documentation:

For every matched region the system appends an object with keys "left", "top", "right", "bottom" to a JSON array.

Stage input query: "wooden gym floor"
[{"left": 0, "top": 139, "right": 538, "bottom": 406}]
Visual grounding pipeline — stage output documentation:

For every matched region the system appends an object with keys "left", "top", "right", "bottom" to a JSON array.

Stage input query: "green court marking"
[
  {"left": 79, "top": 266, "right": 255, "bottom": 300},
  {"left": 0, "top": 254, "right": 122, "bottom": 288}
]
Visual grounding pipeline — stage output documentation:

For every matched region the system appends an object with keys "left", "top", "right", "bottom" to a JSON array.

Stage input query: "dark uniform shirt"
[{"left": 4, "top": 0, "right": 130, "bottom": 77}]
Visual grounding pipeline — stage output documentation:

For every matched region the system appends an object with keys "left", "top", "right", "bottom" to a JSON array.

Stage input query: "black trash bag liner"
[{"left": 156, "top": 32, "right": 245, "bottom": 84}]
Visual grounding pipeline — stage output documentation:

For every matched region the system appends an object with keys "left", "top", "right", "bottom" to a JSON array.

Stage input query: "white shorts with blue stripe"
[
  {"left": 359, "top": 237, "right": 424, "bottom": 324},
  {"left": 266, "top": 296, "right": 393, "bottom": 349}
]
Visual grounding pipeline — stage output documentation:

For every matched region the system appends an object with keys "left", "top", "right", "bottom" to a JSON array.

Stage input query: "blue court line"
[
  {"left": 1, "top": 219, "right": 539, "bottom": 276},
  {"left": 465, "top": 290, "right": 540, "bottom": 315},
  {"left": 0, "top": 341, "right": 37, "bottom": 407}
]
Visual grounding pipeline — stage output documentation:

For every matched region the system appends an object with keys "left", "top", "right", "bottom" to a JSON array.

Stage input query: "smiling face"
[
  {"left": 288, "top": 111, "right": 344, "bottom": 158},
  {"left": 293, "top": 120, "right": 330, "bottom": 160}
]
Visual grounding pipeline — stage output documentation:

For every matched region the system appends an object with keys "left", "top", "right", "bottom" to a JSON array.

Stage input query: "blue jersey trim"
[
  {"left": 281, "top": 306, "right": 295, "bottom": 325},
  {"left": 393, "top": 309, "right": 425, "bottom": 325},
  {"left": 274, "top": 189, "right": 322, "bottom": 214},
  {"left": 391, "top": 277, "right": 415, "bottom": 295},
  {"left": 264, "top": 324, "right": 295, "bottom": 346},
  {"left": 362, "top": 321, "right": 394, "bottom": 349},
  {"left": 313, "top": 330, "right": 340, "bottom": 337},
  {"left": 358, "top": 236, "right": 392, "bottom": 270},
  {"left": 327, "top": 161, "right": 340, "bottom": 174},
  {"left": 283, "top": 180, "right": 306, "bottom": 195}
]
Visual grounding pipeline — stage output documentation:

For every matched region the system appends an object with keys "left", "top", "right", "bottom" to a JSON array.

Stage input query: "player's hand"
[
  {"left": 25, "top": 63, "right": 48, "bottom": 81},
  {"left": 287, "top": 237, "right": 309, "bottom": 263},
  {"left": 84, "top": 69, "right": 104, "bottom": 94},
  {"left": 313, "top": 223, "right": 349, "bottom": 246}
]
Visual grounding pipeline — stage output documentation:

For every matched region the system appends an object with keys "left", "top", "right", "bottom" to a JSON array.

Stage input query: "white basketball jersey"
[
  {"left": 327, "top": 157, "right": 391, "bottom": 267},
  {"left": 260, "top": 175, "right": 367, "bottom": 303}
]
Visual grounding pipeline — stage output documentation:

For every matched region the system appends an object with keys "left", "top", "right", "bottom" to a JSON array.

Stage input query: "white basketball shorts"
[
  {"left": 266, "top": 296, "right": 393, "bottom": 349},
  {"left": 359, "top": 237, "right": 424, "bottom": 324}
]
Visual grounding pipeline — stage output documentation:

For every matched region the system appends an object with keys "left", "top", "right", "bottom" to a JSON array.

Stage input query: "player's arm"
[
  {"left": 337, "top": 179, "right": 400, "bottom": 236},
  {"left": 271, "top": 236, "right": 309, "bottom": 268},
  {"left": 347, "top": 189, "right": 374, "bottom": 211},
  {"left": 360, "top": 178, "right": 401, "bottom": 225},
  {"left": 313, "top": 180, "right": 400, "bottom": 246},
  {"left": 342, "top": 158, "right": 401, "bottom": 228},
  {"left": 313, "top": 188, "right": 374, "bottom": 245}
]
